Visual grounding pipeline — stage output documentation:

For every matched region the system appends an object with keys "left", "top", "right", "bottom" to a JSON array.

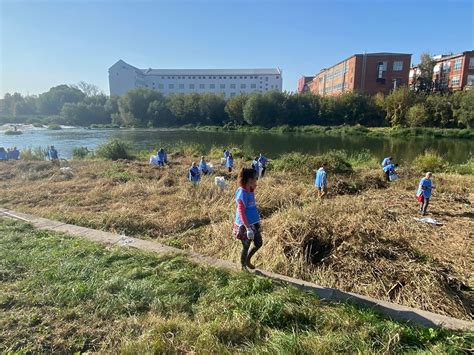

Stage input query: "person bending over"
[{"left": 233, "top": 168, "right": 262, "bottom": 271}]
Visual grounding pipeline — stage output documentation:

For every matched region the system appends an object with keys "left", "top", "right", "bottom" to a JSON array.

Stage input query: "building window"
[
  {"left": 377, "top": 61, "right": 387, "bottom": 81},
  {"left": 189, "top": 84, "right": 195, "bottom": 89},
  {"left": 199, "top": 84, "right": 205, "bottom": 89},
  {"left": 230, "top": 92, "right": 236, "bottom": 97},
  {"left": 467, "top": 75, "right": 474, "bottom": 86},
  {"left": 158, "top": 84, "right": 164, "bottom": 89},
  {"left": 251, "top": 83, "right": 256, "bottom": 89},
  {"left": 454, "top": 59, "right": 462, "bottom": 70},
  {"left": 265, "top": 77, "right": 268, "bottom": 81},
  {"left": 469, "top": 58, "right": 474, "bottom": 69},
  {"left": 451, "top": 76, "right": 460, "bottom": 86},
  {"left": 230, "top": 84, "right": 236, "bottom": 89},
  {"left": 393, "top": 61, "right": 403, "bottom": 71},
  {"left": 179, "top": 84, "right": 184, "bottom": 89},
  {"left": 241, "top": 84, "right": 246, "bottom": 89},
  {"left": 276, "top": 76, "right": 279, "bottom": 79},
  {"left": 168, "top": 84, "right": 174, "bottom": 89},
  {"left": 210, "top": 84, "right": 215, "bottom": 89},
  {"left": 220, "top": 84, "right": 225, "bottom": 89}
]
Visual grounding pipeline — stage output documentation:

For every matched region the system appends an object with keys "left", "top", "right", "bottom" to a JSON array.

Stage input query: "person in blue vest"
[
  {"left": 0, "top": 147, "right": 7, "bottom": 161},
  {"left": 416, "top": 172, "right": 435, "bottom": 215},
  {"left": 258, "top": 153, "right": 269, "bottom": 178},
  {"left": 188, "top": 162, "right": 201, "bottom": 184},
  {"left": 48, "top": 146, "right": 59, "bottom": 166},
  {"left": 9, "top": 147, "right": 20, "bottom": 160},
  {"left": 381, "top": 156, "right": 392, "bottom": 168},
  {"left": 223, "top": 149, "right": 230, "bottom": 159},
  {"left": 157, "top": 148, "right": 167, "bottom": 166},
  {"left": 233, "top": 168, "right": 262, "bottom": 271},
  {"left": 226, "top": 152, "right": 234, "bottom": 173},
  {"left": 315, "top": 163, "right": 328, "bottom": 198},
  {"left": 251, "top": 156, "right": 260, "bottom": 178},
  {"left": 198, "top": 156, "right": 209, "bottom": 175},
  {"left": 383, "top": 163, "right": 398, "bottom": 182}
]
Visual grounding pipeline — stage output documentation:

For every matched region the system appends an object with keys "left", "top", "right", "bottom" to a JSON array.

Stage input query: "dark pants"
[
  {"left": 158, "top": 161, "right": 164, "bottom": 166},
  {"left": 239, "top": 224, "right": 263, "bottom": 267},
  {"left": 261, "top": 167, "right": 266, "bottom": 178},
  {"left": 384, "top": 171, "right": 390, "bottom": 181},
  {"left": 420, "top": 197, "right": 430, "bottom": 214},
  {"left": 228, "top": 167, "right": 232, "bottom": 173}
]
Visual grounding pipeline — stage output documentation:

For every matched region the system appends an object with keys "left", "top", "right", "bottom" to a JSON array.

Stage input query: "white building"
[{"left": 108, "top": 60, "right": 283, "bottom": 97}]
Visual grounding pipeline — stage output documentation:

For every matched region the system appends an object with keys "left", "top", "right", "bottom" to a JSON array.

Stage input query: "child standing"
[
  {"left": 314, "top": 163, "right": 328, "bottom": 198},
  {"left": 233, "top": 168, "right": 262, "bottom": 270},
  {"left": 416, "top": 172, "right": 434, "bottom": 215},
  {"left": 226, "top": 153, "right": 234, "bottom": 173}
]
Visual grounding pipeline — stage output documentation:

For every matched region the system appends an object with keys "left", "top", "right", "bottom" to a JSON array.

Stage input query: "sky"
[{"left": 1, "top": 0, "right": 473, "bottom": 96}]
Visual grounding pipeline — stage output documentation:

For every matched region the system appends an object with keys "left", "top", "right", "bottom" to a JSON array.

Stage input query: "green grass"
[{"left": 1, "top": 219, "right": 472, "bottom": 353}]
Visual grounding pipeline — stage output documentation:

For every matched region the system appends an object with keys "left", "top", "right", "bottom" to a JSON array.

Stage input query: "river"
[{"left": 1, "top": 126, "right": 472, "bottom": 163}]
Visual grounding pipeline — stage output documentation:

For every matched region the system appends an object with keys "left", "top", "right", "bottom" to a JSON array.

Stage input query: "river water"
[{"left": 1, "top": 126, "right": 472, "bottom": 163}]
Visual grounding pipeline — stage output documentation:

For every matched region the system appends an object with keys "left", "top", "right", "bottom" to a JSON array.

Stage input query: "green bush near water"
[
  {"left": 19, "top": 147, "right": 49, "bottom": 161},
  {"left": 95, "top": 139, "right": 133, "bottom": 160},
  {"left": 271, "top": 151, "right": 353, "bottom": 175},
  {"left": 4, "top": 130, "right": 23, "bottom": 135},
  {"left": 47, "top": 124, "right": 62, "bottom": 130},
  {"left": 412, "top": 150, "right": 447, "bottom": 173},
  {"left": 72, "top": 146, "right": 92, "bottom": 160}
]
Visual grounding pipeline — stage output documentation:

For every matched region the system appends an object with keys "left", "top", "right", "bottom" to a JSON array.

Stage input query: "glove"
[{"left": 246, "top": 228, "right": 255, "bottom": 240}]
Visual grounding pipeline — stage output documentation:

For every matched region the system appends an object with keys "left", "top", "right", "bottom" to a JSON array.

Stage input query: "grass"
[
  {"left": 47, "top": 124, "right": 62, "bottom": 130},
  {"left": 1, "top": 218, "right": 472, "bottom": 353},
  {"left": 0, "top": 153, "right": 472, "bottom": 322}
]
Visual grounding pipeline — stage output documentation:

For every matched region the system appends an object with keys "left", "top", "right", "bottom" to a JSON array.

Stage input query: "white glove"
[{"left": 246, "top": 228, "right": 255, "bottom": 240}]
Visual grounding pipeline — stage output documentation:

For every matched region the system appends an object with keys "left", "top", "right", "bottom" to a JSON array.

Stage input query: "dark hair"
[
  {"left": 322, "top": 162, "right": 328, "bottom": 167},
  {"left": 394, "top": 164, "right": 399, "bottom": 167},
  {"left": 237, "top": 168, "right": 256, "bottom": 187}
]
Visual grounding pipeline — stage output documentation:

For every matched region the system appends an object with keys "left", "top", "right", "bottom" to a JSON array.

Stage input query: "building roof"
[
  {"left": 410, "top": 50, "right": 474, "bottom": 68},
  {"left": 109, "top": 60, "right": 281, "bottom": 76},
  {"left": 142, "top": 68, "right": 281, "bottom": 75}
]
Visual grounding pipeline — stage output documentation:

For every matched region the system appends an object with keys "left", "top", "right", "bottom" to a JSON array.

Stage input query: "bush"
[
  {"left": 95, "top": 139, "right": 132, "bottom": 160},
  {"left": 4, "top": 130, "right": 23, "bottom": 135},
  {"left": 48, "top": 124, "right": 62, "bottom": 130},
  {"left": 272, "top": 150, "right": 352, "bottom": 175},
  {"left": 412, "top": 150, "right": 446, "bottom": 173},
  {"left": 449, "top": 158, "right": 473, "bottom": 175},
  {"left": 72, "top": 147, "right": 91, "bottom": 160},
  {"left": 20, "top": 147, "right": 48, "bottom": 161}
]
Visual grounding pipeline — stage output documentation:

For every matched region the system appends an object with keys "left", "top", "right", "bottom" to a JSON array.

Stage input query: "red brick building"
[
  {"left": 409, "top": 51, "right": 474, "bottom": 92},
  {"left": 297, "top": 76, "right": 315, "bottom": 93},
  {"left": 306, "top": 52, "right": 411, "bottom": 96}
]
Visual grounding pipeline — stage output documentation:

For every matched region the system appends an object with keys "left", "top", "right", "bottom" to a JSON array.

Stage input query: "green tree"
[
  {"left": 147, "top": 98, "right": 174, "bottom": 127},
  {"left": 199, "top": 93, "right": 227, "bottom": 125},
  {"left": 416, "top": 53, "right": 435, "bottom": 92},
  {"left": 224, "top": 94, "right": 249, "bottom": 124},
  {"left": 425, "top": 94, "right": 454, "bottom": 127},
  {"left": 37, "top": 85, "right": 85, "bottom": 115},
  {"left": 453, "top": 90, "right": 474, "bottom": 128},
  {"left": 117, "top": 88, "right": 163, "bottom": 126},
  {"left": 382, "top": 87, "right": 417, "bottom": 127},
  {"left": 407, "top": 103, "right": 429, "bottom": 127}
]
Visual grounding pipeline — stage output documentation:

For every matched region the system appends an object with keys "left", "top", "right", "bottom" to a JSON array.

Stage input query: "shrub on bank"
[
  {"left": 272, "top": 151, "right": 353, "bottom": 175},
  {"left": 412, "top": 150, "right": 446, "bottom": 173},
  {"left": 72, "top": 147, "right": 91, "bottom": 160},
  {"left": 4, "top": 130, "right": 23, "bottom": 135},
  {"left": 20, "top": 147, "right": 48, "bottom": 161},
  {"left": 48, "top": 124, "right": 62, "bottom": 130},
  {"left": 95, "top": 139, "right": 132, "bottom": 160}
]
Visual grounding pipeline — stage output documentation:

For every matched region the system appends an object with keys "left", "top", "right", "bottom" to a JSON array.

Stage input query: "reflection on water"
[{"left": 1, "top": 128, "right": 472, "bottom": 163}]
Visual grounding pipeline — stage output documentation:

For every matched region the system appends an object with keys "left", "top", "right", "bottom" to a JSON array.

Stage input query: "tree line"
[{"left": 1, "top": 82, "right": 473, "bottom": 128}]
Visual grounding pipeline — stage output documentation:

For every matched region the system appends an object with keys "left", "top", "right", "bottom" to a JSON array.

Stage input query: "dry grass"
[{"left": 0, "top": 157, "right": 472, "bottom": 320}]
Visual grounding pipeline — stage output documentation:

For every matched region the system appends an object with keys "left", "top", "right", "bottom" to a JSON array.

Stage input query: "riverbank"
[
  {"left": 0, "top": 153, "right": 472, "bottom": 321},
  {"left": 2, "top": 218, "right": 472, "bottom": 353},
  {"left": 190, "top": 124, "right": 474, "bottom": 139}
]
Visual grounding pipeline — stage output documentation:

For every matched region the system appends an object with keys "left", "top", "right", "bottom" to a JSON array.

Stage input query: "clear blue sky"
[{"left": 1, "top": 0, "right": 473, "bottom": 96}]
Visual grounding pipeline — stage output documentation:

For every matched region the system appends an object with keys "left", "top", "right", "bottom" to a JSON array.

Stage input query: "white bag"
[
  {"left": 220, "top": 158, "right": 226, "bottom": 166},
  {"left": 214, "top": 176, "right": 226, "bottom": 191},
  {"left": 389, "top": 173, "right": 399, "bottom": 181}
]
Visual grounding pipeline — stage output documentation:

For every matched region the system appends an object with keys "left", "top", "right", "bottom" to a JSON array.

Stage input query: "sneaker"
[{"left": 241, "top": 265, "right": 249, "bottom": 272}]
